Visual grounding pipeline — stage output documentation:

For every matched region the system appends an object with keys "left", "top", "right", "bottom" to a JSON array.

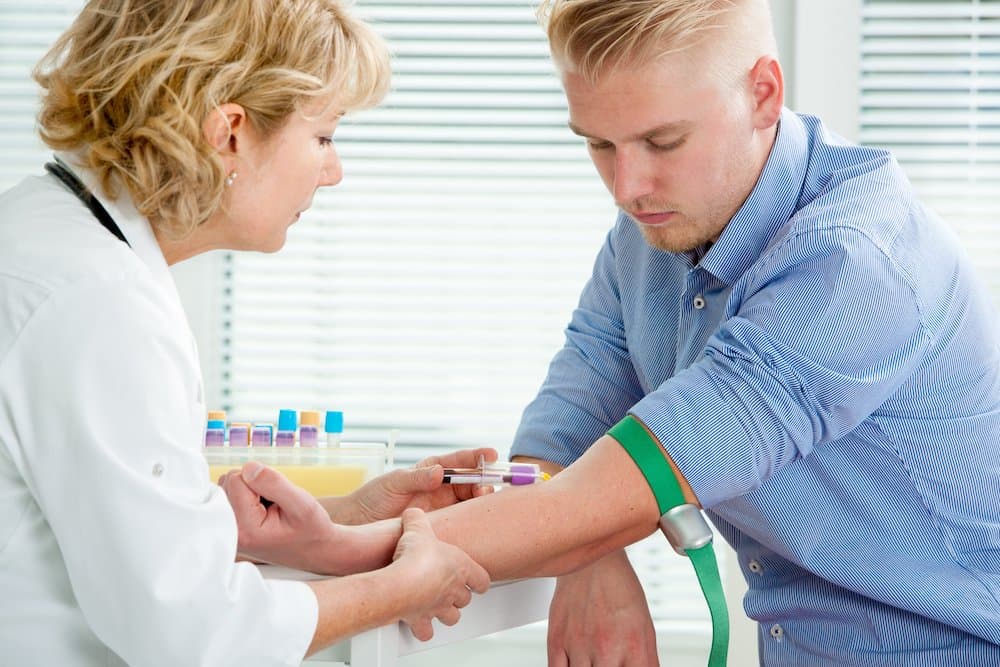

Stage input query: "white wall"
[{"left": 790, "top": 0, "right": 862, "bottom": 139}]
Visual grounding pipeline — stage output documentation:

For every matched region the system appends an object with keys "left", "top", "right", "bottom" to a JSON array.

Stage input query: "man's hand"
[
  {"left": 390, "top": 508, "right": 491, "bottom": 640},
  {"left": 547, "top": 549, "right": 659, "bottom": 667},
  {"left": 506, "top": 454, "right": 658, "bottom": 664},
  {"left": 331, "top": 447, "right": 498, "bottom": 524},
  {"left": 220, "top": 462, "right": 392, "bottom": 575}
]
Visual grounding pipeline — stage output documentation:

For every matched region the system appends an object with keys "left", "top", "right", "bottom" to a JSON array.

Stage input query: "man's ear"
[
  {"left": 748, "top": 55, "right": 784, "bottom": 129},
  {"left": 202, "top": 103, "right": 248, "bottom": 155}
]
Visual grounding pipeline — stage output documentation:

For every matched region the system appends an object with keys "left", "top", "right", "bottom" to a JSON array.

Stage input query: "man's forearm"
[
  {"left": 505, "top": 454, "right": 627, "bottom": 576},
  {"left": 428, "top": 435, "right": 661, "bottom": 580},
  {"left": 336, "top": 434, "right": 671, "bottom": 580}
]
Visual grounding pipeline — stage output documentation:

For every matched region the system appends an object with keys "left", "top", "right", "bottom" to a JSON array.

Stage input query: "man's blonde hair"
[
  {"left": 538, "top": 0, "right": 775, "bottom": 84},
  {"left": 34, "top": 0, "right": 391, "bottom": 238}
]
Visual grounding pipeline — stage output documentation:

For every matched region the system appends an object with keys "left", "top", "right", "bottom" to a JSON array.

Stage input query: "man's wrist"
[
  {"left": 320, "top": 519, "right": 402, "bottom": 576},
  {"left": 558, "top": 547, "right": 630, "bottom": 580}
]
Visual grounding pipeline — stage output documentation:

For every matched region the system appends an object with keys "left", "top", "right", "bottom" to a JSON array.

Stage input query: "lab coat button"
[
  {"left": 693, "top": 294, "right": 706, "bottom": 310},
  {"left": 152, "top": 463, "right": 164, "bottom": 477}
]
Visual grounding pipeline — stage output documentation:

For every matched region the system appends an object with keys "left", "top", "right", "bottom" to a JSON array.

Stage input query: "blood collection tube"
[
  {"left": 204, "top": 410, "right": 226, "bottom": 447},
  {"left": 299, "top": 410, "right": 321, "bottom": 448},
  {"left": 276, "top": 409, "right": 297, "bottom": 447},
  {"left": 228, "top": 422, "right": 251, "bottom": 447},
  {"left": 251, "top": 423, "right": 273, "bottom": 447}
]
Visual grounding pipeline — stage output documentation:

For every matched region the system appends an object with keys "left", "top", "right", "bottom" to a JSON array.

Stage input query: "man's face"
[{"left": 563, "top": 53, "right": 766, "bottom": 253}]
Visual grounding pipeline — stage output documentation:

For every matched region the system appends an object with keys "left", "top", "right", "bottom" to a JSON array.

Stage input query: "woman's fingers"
[
  {"left": 435, "top": 606, "right": 461, "bottom": 627},
  {"left": 407, "top": 617, "right": 435, "bottom": 641}
]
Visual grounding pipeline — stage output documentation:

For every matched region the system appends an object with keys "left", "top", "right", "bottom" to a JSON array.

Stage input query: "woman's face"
[
  {"left": 155, "top": 101, "right": 346, "bottom": 264},
  {"left": 219, "top": 103, "right": 345, "bottom": 253}
]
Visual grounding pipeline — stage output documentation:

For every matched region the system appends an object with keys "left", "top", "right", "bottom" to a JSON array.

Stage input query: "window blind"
[
  {"left": 859, "top": 0, "right": 1000, "bottom": 302},
  {"left": 221, "top": 1, "right": 616, "bottom": 449},
  {"left": 0, "top": 2, "right": 81, "bottom": 186}
]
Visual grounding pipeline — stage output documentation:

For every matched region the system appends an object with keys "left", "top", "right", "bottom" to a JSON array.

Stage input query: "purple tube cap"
[{"left": 508, "top": 472, "right": 537, "bottom": 485}]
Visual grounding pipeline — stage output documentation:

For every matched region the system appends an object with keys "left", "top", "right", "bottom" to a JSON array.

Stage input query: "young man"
[{"left": 226, "top": 1, "right": 1000, "bottom": 664}]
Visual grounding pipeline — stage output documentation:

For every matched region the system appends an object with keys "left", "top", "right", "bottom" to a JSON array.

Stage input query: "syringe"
[{"left": 442, "top": 457, "right": 550, "bottom": 486}]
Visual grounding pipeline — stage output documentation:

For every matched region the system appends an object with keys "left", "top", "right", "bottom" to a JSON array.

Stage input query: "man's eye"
[
  {"left": 587, "top": 140, "right": 612, "bottom": 151},
  {"left": 648, "top": 137, "right": 686, "bottom": 152}
]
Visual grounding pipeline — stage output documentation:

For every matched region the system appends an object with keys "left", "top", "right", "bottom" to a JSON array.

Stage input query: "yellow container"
[{"left": 205, "top": 444, "right": 387, "bottom": 497}]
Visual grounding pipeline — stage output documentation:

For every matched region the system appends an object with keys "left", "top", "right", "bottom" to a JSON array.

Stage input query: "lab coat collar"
[{"left": 53, "top": 150, "right": 176, "bottom": 297}]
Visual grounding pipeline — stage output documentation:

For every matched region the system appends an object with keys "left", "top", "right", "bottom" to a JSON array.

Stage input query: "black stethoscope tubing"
[{"left": 44, "top": 158, "right": 131, "bottom": 247}]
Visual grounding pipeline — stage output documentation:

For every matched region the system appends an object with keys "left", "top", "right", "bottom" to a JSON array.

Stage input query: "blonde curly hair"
[
  {"left": 34, "top": 0, "right": 390, "bottom": 238},
  {"left": 538, "top": 0, "right": 776, "bottom": 85}
]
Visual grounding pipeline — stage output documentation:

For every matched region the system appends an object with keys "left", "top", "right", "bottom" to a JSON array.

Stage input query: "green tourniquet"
[
  {"left": 608, "top": 415, "right": 686, "bottom": 513},
  {"left": 607, "top": 414, "right": 729, "bottom": 667},
  {"left": 690, "top": 543, "right": 730, "bottom": 667}
]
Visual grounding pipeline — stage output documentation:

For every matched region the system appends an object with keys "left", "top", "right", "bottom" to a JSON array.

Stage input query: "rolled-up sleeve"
[
  {"left": 632, "top": 227, "right": 930, "bottom": 508},
  {"left": 512, "top": 228, "right": 645, "bottom": 466}
]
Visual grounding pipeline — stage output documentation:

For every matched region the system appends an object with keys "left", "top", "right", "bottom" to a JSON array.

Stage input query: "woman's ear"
[{"left": 202, "top": 103, "right": 248, "bottom": 155}]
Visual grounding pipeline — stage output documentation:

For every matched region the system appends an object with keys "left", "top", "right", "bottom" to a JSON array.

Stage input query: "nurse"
[{"left": 0, "top": 1, "right": 489, "bottom": 665}]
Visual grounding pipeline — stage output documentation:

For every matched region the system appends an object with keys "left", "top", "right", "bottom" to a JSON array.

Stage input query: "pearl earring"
[{"left": 225, "top": 171, "right": 238, "bottom": 187}]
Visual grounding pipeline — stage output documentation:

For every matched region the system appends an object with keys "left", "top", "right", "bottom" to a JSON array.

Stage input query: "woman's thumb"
[
  {"left": 391, "top": 465, "right": 443, "bottom": 493},
  {"left": 400, "top": 507, "right": 432, "bottom": 534},
  {"left": 241, "top": 462, "right": 311, "bottom": 517}
]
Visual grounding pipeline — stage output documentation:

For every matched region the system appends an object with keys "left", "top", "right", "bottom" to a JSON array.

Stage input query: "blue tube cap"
[
  {"left": 278, "top": 409, "right": 297, "bottom": 431},
  {"left": 324, "top": 410, "right": 344, "bottom": 434}
]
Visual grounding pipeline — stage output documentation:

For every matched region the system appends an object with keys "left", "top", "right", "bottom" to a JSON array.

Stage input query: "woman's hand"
[
  {"left": 390, "top": 507, "right": 491, "bottom": 640},
  {"left": 329, "top": 447, "right": 498, "bottom": 524},
  {"left": 220, "top": 462, "right": 395, "bottom": 575}
]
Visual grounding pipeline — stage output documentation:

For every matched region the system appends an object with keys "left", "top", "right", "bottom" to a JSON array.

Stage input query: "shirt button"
[
  {"left": 693, "top": 294, "right": 706, "bottom": 310},
  {"left": 770, "top": 624, "right": 784, "bottom": 641},
  {"left": 748, "top": 559, "right": 763, "bottom": 574}
]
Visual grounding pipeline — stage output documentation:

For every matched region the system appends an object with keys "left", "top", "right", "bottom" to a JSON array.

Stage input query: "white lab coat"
[{"left": 0, "top": 155, "right": 317, "bottom": 666}]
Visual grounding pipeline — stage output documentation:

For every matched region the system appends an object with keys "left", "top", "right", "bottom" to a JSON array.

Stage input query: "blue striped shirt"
[{"left": 511, "top": 109, "right": 1000, "bottom": 665}]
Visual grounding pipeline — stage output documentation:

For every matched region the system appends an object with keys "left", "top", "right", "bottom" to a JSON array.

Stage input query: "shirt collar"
[
  {"left": 54, "top": 150, "right": 176, "bottom": 295},
  {"left": 699, "top": 108, "right": 810, "bottom": 285}
]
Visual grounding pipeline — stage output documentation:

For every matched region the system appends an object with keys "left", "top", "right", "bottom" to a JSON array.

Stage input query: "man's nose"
[{"left": 612, "top": 148, "right": 653, "bottom": 205}]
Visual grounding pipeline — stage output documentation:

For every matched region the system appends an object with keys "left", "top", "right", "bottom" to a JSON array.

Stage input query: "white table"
[{"left": 260, "top": 566, "right": 555, "bottom": 667}]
